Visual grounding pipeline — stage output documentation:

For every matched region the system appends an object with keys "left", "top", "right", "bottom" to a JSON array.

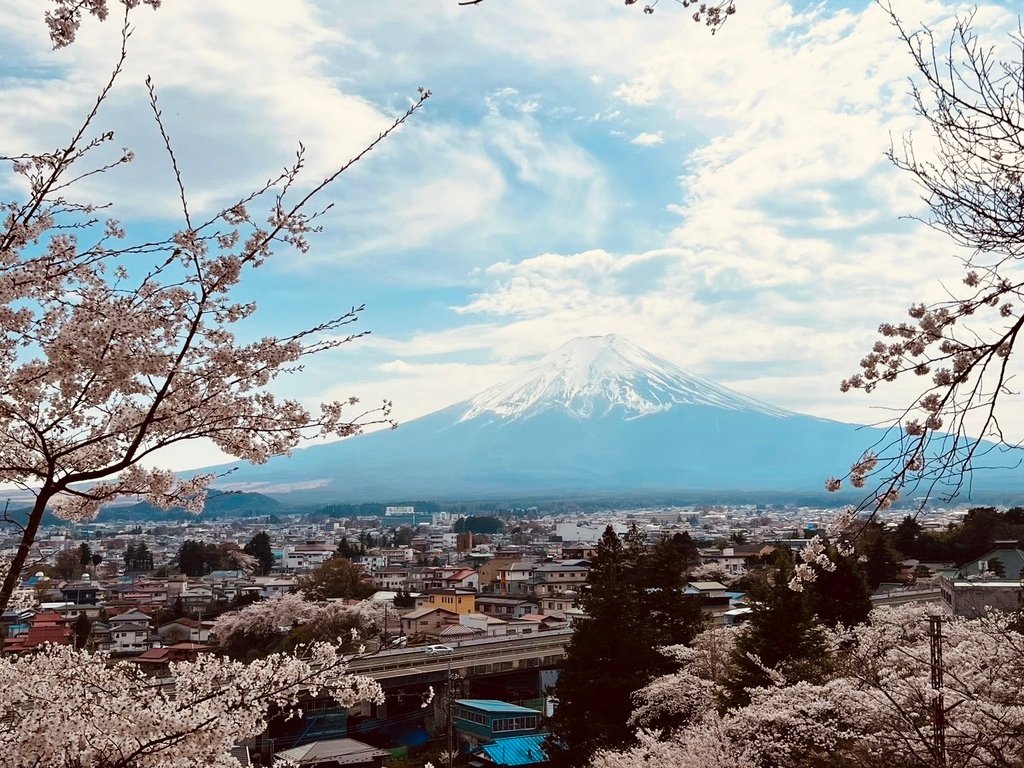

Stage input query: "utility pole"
[
  {"left": 928, "top": 614, "right": 946, "bottom": 767},
  {"left": 446, "top": 654, "right": 455, "bottom": 768}
]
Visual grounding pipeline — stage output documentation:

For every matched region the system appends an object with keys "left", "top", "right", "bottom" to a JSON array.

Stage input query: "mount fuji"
[{"left": 206, "top": 334, "right": 900, "bottom": 501}]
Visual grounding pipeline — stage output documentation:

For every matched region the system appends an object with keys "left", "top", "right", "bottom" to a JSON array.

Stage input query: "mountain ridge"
[
  {"left": 460, "top": 334, "right": 792, "bottom": 423},
  {"left": 193, "top": 334, "right": 905, "bottom": 501}
]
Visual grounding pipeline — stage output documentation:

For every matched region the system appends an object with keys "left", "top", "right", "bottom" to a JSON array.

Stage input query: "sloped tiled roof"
[
  {"left": 439, "top": 624, "right": 481, "bottom": 638},
  {"left": 110, "top": 609, "right": 151, "bottom": 623},
  {"left": 275, "top": 738, "right": 388, "bottom": 766},
  {"left": 112, "top": 623, "right": 149, "bottom": 633},
  {"left": 401, "top": 606, "right": 458, "bottom": 620}
]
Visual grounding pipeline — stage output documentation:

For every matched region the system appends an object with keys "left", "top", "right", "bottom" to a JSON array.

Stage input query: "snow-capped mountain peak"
[{"left": 459, "top": 334, "right": 791, "bottom": 423}]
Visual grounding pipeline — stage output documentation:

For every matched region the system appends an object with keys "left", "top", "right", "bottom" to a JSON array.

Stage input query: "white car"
[{"left": 424, "top": 644, "right": 454, "bottom": 656}]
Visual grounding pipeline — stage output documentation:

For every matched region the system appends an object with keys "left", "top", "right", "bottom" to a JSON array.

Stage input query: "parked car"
[{"left": 424, "top": 644, "right": 454, "bottom": 655}]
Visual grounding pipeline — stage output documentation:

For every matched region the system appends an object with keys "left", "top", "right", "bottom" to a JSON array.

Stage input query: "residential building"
[
  {"left": 415, "top": 588, "right": 476, "bottom": 615},
  {"left": 1, "top": 611, "right": 71, "bottom": 653},
  {"left": 453, "top": 700, "right": 542, "bottom": 748},
  {"left": 399, "top": 606, "right": 458, "bottom": 636},
  {"left": 274, "top": 738, "right": 389, "bottom": 768},
  {"left": 371, "top": 568, "right": 410, "bottom": 591},
  {"left": 475, "top": 596, "right": 538, "bottom": 619},
  {"left": 939, "top": 540, "right": 1024, "bottom": 617},
  {"left": 282, "top": 542, "right": 335, "bottom": 570},
  {"left": 109, "top": 608, "right": 152, "bottom": 654},
  {"left": 497, "top": 561, "right": 536, "bottom": 596},
  {"left": 955, "top": 540, "right": 1024, "bottom": 579}
]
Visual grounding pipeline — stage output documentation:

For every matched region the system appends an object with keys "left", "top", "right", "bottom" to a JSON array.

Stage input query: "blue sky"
[{"left": 1, "top": 0, "right": 1020, "bottom": 470}]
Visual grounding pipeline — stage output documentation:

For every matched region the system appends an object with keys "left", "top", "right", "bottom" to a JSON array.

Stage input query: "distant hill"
[{"left": 94, "top": 491, "right": 283, "bottom": 522}]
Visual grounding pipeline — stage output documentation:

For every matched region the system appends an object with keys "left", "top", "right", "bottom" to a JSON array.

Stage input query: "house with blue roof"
[
  {"left": 452, "top": 700, "right": 542, "bottom": 748},
  {"left": 469, "top": 734, "right": 548, "bottom": 767}
]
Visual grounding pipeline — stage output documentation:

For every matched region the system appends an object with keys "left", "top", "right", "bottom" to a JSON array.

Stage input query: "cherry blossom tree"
[
  {"left": 826, "top": 7, "right": 1024, "bottom": 523},
  {"left": 0, "top": 1, "right": 428, "bottom": 612},
  {"left": 0, "top": 641, "right": 385, "bottom": 768},
  {"left": 592, "top": 604, "right": 1024, "bottom": 768},
  {"left": 212, "top": 592, "right": 386, "bottom": 658}
]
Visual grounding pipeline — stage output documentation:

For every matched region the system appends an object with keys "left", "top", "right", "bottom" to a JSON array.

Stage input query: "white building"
[
  {"left": 282, "top": 542, "right": 335, "bottom": 570},
  {"left": 554, "top": 522, "right": 625, "bottom": 544}
]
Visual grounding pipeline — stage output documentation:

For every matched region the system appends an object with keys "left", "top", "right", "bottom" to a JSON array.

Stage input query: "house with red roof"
[{"left": 1, "top": 611, "right": 71, "bottom": 653}]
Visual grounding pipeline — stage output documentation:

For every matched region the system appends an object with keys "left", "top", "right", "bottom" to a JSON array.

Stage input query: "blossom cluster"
[
  {"left": 592, "top": 604, "right": 1024, "bottom": 768},
  {"left": 212, "top": 592, "right": 386, "bottom": 649},
  {"left": 0, "top": 642, "right": 383, "bottom": 768}
]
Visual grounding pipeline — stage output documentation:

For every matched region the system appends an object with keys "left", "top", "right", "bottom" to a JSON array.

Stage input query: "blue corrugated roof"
[
  {"left": 456, "top": 699, "right": 539, "bottom": 715},
  {"left": 479, "top": 734, "right": 548, "bottom": 766}
]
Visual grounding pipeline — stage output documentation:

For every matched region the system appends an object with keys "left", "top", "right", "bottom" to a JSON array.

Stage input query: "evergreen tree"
[
  {"left": 72, "top": 614, "right": 91, "bottom": 650},
  {"left": 124, "top": 541, "right": 153, "bottom": 573},
  {"left": 641, "top": 536, "right": 706, "bottom": 653},
  {"left": 890, "top": 515, "right": 923, "bottom": 558},
  {"left": 722, "top": 546, "right": 831, "bottom": 709},
  {"left": 123, "top": 543, "right": 136, "bottom": 573},
  {"left": 547, "top": 526, "right": 704, "bottom": 767},
  {"left": 548, "top": 526, "right": 638, "bottom": 767},
  {"left": 335, "top": 536, "right": 359, "bottom": 560},
  {"left": 77, "top": 543, "right": 92, "bottom": 568},
  {"left": 243, "top": 531, "right": 275, "bottom": 576},
  {"left": 859, "top": 523, "right": 900, "bottom": 590},
  {"left": 804, "top": 546, "right": 871, "bottom": 630},
  {"left": 669, "top": 531, "right": 701, "bottom": 571},
  {"left": 177, "top": 540, "right": 207, "bottom": 577}
]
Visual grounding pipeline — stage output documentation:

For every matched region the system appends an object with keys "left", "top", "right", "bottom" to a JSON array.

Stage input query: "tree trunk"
[{"left": 0, "top": 493, "right": 50, "bottom": 613}]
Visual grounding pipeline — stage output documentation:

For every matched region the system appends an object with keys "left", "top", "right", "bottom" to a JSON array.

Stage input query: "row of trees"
[
  {"left": 452, "top": 515, "right": 504, "bottom": 534},
  {"left": 889, "top": 507, "right": 1024, "bottom": 565},
  {"left": 122, "top": 541, "right": 153, "bottom": 573},
  {"left": 176, "top": 531, "right": 274, "bottom": 576}
]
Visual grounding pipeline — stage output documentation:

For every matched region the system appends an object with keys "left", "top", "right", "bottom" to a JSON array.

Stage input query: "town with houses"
[{"left": 3, "top": 501, "right": 1022, "bottom": 766}]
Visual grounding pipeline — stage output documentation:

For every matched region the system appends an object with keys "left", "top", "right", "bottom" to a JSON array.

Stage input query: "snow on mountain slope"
[{"left": 460, "top": 334, "right": 792, "bottom": 422}]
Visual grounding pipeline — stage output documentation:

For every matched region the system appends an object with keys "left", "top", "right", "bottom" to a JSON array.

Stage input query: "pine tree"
[
  {"left": 858, "top": 522, "right": 900, "bottom": 590},
  {"left": 548, "top": 526, "right": 638, "bottom": 767},
  {"left": 722, "top": 546, "right": 832, "bottom": 709},
  {"left": 243, "top": 531, "right": 275, "bottom": 576},
  {"left": 890, "top": 515, "right": 923, "bottom": 558},
  {"left": 546, "top": 526, "right": 704, "bottom": 767},
  {"left": 72, "top": 614, "right": 91, "bottom": 650},
  {"left": 805, "top": 547, "right": 871, "bottom": 630},
  {"left": 640, "top": 536, "right": 706, "bottom": 654},
  {"left": 669, "top": 531, "right": 701, "bottom": 570}
]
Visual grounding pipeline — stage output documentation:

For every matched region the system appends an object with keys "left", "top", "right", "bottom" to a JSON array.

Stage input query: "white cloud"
[
  {"left": 0, "top": 1, "right": 396, "bottom": 220},
  {"left": 302, "top": 0, "right": 1024, "bottom": 439},
  {"left": 630, "top": 131, "right": 664, "bottom": 146}
]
